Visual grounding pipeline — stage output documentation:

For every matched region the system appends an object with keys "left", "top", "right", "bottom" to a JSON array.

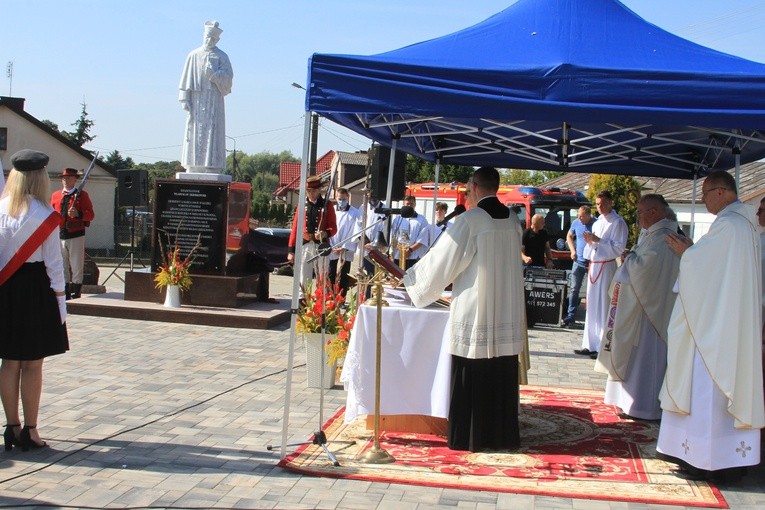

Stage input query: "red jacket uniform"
[
  {"left": 288, "top": 196, "right": 337, "bottom": 254},
  {"left": 50, "top": 189, "right": 95, "bottom": 240}
]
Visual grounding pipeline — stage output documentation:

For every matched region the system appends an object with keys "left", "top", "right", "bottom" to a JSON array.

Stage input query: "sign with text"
[
  {"left": 524, "top": 269, "right": 568, "bottom": 325},
  {"left": 152, "top": 180, "right": 228, "bottom": 274}
]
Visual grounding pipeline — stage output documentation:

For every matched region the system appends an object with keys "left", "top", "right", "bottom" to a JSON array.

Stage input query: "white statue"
[{"left": 179, "top": 20, "right": 233, "bottom": 173}]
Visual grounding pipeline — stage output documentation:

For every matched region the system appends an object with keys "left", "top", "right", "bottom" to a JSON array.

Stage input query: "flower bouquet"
[
  {"left": 296, "top": 276, "right": 359, "bottom": 366},
  {"left": 154, "top": 229, "right": 201, "bottom": 292}
]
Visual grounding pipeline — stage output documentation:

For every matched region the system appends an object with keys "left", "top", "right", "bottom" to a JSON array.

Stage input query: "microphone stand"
[{"left": 268, "top": 159, "right": 351, "bottom": 466}]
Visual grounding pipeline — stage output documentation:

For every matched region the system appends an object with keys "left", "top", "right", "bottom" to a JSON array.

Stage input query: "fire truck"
[{"left": 404, "top": 182, "right": 591, "bottom": 269}]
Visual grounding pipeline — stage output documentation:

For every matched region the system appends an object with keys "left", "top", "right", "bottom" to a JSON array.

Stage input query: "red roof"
[{"left": 278, "top": 151, "right": 335, "bottom": 187}]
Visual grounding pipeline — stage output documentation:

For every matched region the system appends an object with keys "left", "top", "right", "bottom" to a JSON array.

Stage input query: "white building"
[{"left": 1, "top": 96, "right": 117, "bottom": 252}]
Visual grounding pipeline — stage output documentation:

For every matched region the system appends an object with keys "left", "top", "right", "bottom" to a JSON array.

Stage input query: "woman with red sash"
[{"left": 0, "top": 150, "right": 68, "bottom": 452}]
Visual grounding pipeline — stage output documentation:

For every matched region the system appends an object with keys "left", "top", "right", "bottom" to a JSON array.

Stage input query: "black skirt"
[
  {"left": 447, "top": 354, "right": 520, "bottom": 452},
  {"left": 0, "top": 262, "right": 69, "bottom": 360}
]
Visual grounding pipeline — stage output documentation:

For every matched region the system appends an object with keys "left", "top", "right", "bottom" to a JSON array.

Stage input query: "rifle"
[{"left": 67, "top": 151, "right": 98, "bottom": 226}]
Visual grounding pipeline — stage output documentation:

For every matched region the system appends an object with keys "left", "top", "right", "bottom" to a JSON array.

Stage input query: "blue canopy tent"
[
  {"left": 278, "top": 0, "right": 765, "bottom": 458},
  {"left": 306, "top": 0, "right": 765, "bottom": 178}
]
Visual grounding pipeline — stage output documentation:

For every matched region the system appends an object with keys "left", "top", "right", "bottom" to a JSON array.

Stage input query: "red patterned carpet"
[{"left": 279, "top": 385, "right": 727, "bottom": 508}]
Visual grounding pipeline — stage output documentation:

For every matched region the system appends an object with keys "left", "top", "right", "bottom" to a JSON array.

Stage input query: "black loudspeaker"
[
  {"left": 117, "top": 169, "right": 149, "bottom": 207},
  {"left": 370, "top": 145, "right": 406, "bottom": 201}
]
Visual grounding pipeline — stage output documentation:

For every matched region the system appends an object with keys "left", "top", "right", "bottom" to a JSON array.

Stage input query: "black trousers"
[
  {"left": 447, "top": 354, "right": 520, "bottom": 452},
  {"left": 328, "top": 259, "right": 352, "bottom": 295}
]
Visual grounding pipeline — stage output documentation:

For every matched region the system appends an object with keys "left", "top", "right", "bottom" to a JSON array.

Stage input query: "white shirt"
[
  {"left": 0, "top": 196, "right": 65, "bottom": 291},
  {"left": 392, "top": 213, "right": 431, "bottom": 259},
  {"left": 329, "top": 204, "right": 360, "bottom": 261}
]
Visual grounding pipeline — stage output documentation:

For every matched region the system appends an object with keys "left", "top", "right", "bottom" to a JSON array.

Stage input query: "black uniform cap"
[{"left": 10, "top": 150, "right": 49, "bottom": 172}]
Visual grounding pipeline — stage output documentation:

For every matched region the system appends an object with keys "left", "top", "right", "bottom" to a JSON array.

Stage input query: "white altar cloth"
[{"left": 343, "top": 302, "right": 451, "bottom": 423}]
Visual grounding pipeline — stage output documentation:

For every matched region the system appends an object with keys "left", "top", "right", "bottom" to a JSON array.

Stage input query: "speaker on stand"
[
  {"left": 369, "top": 145, "right": 406, "bottom": 201},
  {"left": 101, "top": 169, "right": 150, "bottom": 285}
]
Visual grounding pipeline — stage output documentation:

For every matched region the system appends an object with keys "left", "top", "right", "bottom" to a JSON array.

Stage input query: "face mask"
[{"left": 337, "top": 199, "right": 348, "bottom": 208}]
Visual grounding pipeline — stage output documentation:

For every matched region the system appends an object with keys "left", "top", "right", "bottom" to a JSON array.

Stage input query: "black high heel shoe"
[
  {"left": 4, "top": 424, "right": 20, "bottom": 451},
  {"left": 19, "top": 425, "right": 47, "bottom": 452}
]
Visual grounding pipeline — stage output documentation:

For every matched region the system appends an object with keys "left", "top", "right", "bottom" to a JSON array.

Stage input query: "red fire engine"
[{"left": 404, "top": 182, "right": 591, "bottom": 269}]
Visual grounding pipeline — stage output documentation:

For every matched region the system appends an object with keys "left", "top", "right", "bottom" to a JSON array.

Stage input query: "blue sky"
[{"left": 2, "top": 0, "right": 764, "bottom": 164}]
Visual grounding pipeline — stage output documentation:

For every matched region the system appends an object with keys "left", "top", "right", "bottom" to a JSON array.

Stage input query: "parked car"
[{"left": 226, "top": 227, "right": 292, "bottom": 275}]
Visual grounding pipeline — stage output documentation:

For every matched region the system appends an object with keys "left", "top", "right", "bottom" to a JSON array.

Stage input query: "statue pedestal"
[
  {"left": 124, "top": 269, "right": 269, "bottom": 308},
  {"left": 175, "top": 172, "right": 232, "bottom": 183}
]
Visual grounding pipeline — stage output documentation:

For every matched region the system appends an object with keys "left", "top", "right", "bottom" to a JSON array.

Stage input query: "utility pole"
[
  {"left": 226, "top": 135, "right": 238, "bottom": 180},
  {"left": 6, "top": 61, "right": 13, "bottom": 96},
  {"left": 309, "top": 112, "right": 319, "bottom": 177}
]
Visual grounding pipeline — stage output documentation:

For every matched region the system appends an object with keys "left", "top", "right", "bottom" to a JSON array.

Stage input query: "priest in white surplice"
[
  {"left": 595, "top": 194, "right": 680, "bottom": 420},
  {"left": 575, "top": 191, "right": 628, "bottom": 358},
  {"left": 404, "top": 167, "right": 526, "bottom": 452},
  {"left": 658, "top": 171, "right": 764, "bottom": 481},
  {"left": 179, "top": 20, "right": 233, "bottom": 173}
]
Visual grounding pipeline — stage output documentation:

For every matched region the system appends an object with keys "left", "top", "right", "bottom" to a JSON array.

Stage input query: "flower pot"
[
  {"left": 303, "top": 333, "right": 337, "bottom": 389},
  {"left": 163, "top": 285, "right": 181, "bottom": 308}
]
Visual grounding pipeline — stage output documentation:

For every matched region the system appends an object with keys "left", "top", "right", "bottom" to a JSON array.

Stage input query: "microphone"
[
  {"left": 374, "top": 205, "right": 416, "bottom": 218},
  {"left": 436, "top": 204, "right": 466, "bottom": 227}
]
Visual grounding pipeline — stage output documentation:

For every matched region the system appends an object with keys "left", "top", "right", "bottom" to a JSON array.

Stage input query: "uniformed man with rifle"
[{"left": 50, "top": 155, "right": 97, "bottom": 299}]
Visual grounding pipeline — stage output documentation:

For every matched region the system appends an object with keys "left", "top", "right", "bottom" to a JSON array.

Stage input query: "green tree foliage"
[
  {"left": 501, "top": 169, "right": 565, "bottom": 185},
  {"left": 226, "top": 150, "right": 298, "bottom": 184},
  {"left": 62, "top": 102, "right": 96, "bottom": 147},
  {"left": 104, "top": 150, "right": 135, "bottom": 170},
  {"left": 587, "top": 174, "right": 642, "bottom": 247},
  {"left": 405, "top": 156, "right": 474, "bottom": 183},
  {"left": 41, "top": 119, "right": 60, "bottom": 132},
  {"left": 133, "top": 160, "right": 184, "bottom": 203}
]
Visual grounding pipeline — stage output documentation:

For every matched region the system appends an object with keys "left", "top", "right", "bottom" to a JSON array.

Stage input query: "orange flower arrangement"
[
  {"left": 154, "top": 228, "right": 201, "bottom": 292},
  {"left": 296, "top": 276, "right": 359, "bottom": 366}
]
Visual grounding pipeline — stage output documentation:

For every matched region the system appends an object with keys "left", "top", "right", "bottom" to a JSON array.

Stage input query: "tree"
[
  {"left": 587, "top": 174, "right": 642, "bottom": 247},
  {"left": 41, "top": 119, "right": 60, "bottom": 132},
  {"left": 62, "top": 102, "right": 96, "bottom": 147},
  {"left": 104, "top": 150, "right": 135, "bottom": 170},
  {"left": 226, "top": 150, "right": 298, "bottom": 183},
  {"left": 405, "top": 156, "right": 474, "bottom": 183},
  {"left": 501, "top": 169, "right": 565, "bottom": 185},
  {"left": 133, "top": 160, "right": 185, "bottom": 203}
]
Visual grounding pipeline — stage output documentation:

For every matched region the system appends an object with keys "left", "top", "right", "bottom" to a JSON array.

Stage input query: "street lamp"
[{"left": 291, "top": 82, "right": 318, "bottom": 176}]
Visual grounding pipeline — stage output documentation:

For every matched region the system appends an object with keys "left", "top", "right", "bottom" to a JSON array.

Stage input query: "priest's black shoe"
[{"left": 573, "top": 348, "right": 593, "bottom": 356}]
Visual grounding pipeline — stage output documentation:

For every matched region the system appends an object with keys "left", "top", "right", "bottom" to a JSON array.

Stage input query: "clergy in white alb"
[
  {"left": 595, "top": 195, "right": 680, "bottom": 420},
  {"left": 658, "top": 172, "right": 764, "bottom": 473},
  {"left": 392, "top": 196, "right": 430, "bottom": 266},
  {"left": 328, "top": 188, "right": 360, "bottom": 294},
  {"left": 404, "top": 167, "right": 527, "bottom": 452},
  {"left": 179, "top": 20, "right": 233, "bottom": 173},
  {"left": 577, "top": 191, "right": 628, "bottom": 356}
]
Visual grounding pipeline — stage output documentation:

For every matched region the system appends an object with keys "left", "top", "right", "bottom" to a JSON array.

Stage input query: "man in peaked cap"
[
  {"left": 288, "top": 175, "right": 337, "bottom": 288},
  {"left": 50, "top": 168, "right": 95, "bottom": 299}
]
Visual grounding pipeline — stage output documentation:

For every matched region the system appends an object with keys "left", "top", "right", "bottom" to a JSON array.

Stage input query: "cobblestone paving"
[{"left": 0, "top": 272, "right": 762, "bottom": 509}]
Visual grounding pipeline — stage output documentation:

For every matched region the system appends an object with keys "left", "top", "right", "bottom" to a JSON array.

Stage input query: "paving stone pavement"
[{"left": 1, "top": 269, "right": 763, "bottom": 509}]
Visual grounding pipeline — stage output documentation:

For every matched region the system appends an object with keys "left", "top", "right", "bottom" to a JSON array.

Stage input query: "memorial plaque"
[{"left": 152, "top": 180, "right": 229, "bottom": 274}]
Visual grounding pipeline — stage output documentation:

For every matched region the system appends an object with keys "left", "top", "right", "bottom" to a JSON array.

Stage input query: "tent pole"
[
  {"left": 384, "top": 138, "right": 398, "bottom": 207},
  {"left": 735, "top": 151, "right": 741, "bottom": 189},
  {"left": 690, "top": 173, "right": 698, "bottom": 241},
  {"left": 278, "top": 113, "right": 313, "bottom": 460},
  {"left": 432, "top": 159, "right": 441, "bottom": 226}
]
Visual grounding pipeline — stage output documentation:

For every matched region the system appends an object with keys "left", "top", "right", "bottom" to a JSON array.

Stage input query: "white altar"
[{"left": 343, "top": 300, "right": 452, "bottom": 424}]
